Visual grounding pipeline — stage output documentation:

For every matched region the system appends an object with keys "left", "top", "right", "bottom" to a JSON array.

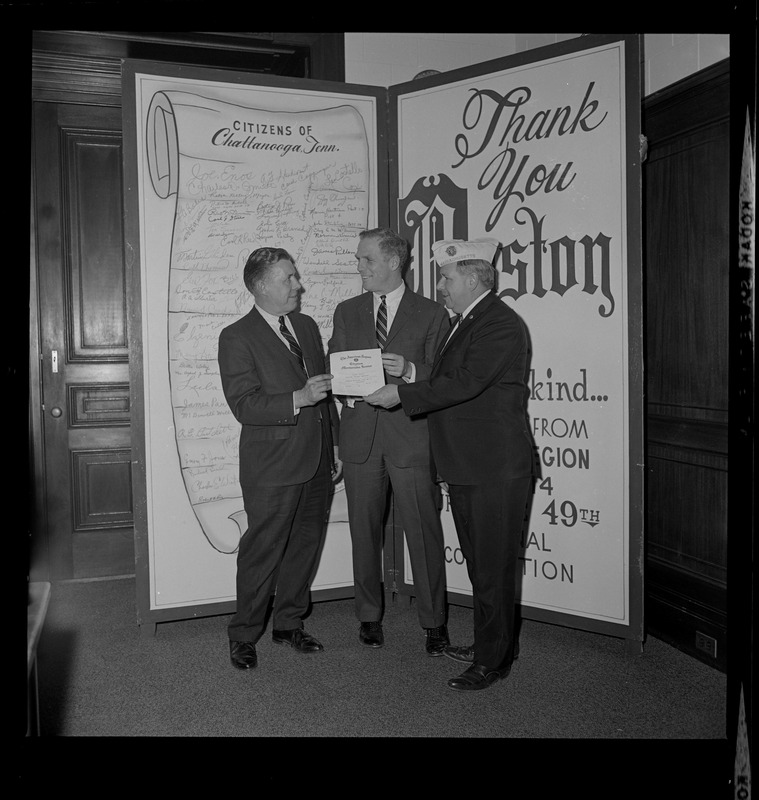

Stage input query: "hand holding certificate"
[
  {"left": 329, "top": 349, "right": 385, "bottom": 397},
  {"left": 363, "top": 383, "right": 400, "bottom": 409}
]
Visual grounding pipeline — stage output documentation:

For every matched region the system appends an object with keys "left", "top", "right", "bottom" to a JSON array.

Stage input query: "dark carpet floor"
[{"left": 22, "top": 575, "right": 731, "bottom": 794}]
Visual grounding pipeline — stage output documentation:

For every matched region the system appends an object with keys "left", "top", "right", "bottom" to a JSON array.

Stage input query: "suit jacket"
[
  {"left": 398, "top": 292, "right": 534, "bottom": 484},
  {"left": 328, "top": 287, "right": 450, "bottom": 467},
  {"left": 218, "top": 306, "right": 338, "bottom": 488}
]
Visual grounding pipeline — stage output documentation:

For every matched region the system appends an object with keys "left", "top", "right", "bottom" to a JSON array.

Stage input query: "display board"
[
  {"left": 123, "top": 62, "right": 384, "bottom": 628},
  {"left": 124, "top": 35, "right": 643, "bottom": 642},
  {"left": 390, "top": 34, "right": 644, "bottom": 642}
]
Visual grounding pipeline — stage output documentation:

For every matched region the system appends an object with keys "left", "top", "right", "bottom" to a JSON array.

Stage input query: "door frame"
[{"left": 29, "top": 31, "right": 345, "bottom": 582}]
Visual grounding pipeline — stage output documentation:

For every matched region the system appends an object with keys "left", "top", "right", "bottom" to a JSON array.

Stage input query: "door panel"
[
  {"left": 643, "top": 61, "right": 729, "bottom": 671},
  {"left": 64, "top": 128, "right": 128, "bottom": 360},
  {"left": 34, "top": 100, "right": 133, "bottom": 579}
]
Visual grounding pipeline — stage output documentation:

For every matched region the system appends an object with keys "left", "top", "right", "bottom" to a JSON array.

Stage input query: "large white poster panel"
[
  {"left": 395, "top": 38, "right": 642, "bottom": 631},
  {"left": 125, "top": 63, "right": 380, "bottom": 613}
]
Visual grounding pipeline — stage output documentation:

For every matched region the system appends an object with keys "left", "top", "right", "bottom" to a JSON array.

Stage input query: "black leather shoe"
[
  {"left": 425, "top": 624, "right": 450, "bottom": 656},
  {"left": 229, "top": 640, "right": 258, "bottom": 670},
  {"left": 447, "top": 662, "right": 511, "bottom": 691},
  {"left": 444, "top": 643, "right": 475, "bottom": 663},
  {"left": 359, "top": 621, "right": 384, "bottom": 648},
  {"left": 272, "top": 628, "right": 324, "bottom": 653}
]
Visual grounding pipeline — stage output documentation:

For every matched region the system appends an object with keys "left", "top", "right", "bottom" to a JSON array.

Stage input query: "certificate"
[{"left": 329, "top": 349, "right": 385, "bottom": 396}]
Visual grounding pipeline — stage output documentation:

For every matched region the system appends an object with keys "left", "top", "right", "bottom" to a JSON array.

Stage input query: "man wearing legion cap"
[{"left": 365, "top": 237, "right": 535, "bottom": 691}]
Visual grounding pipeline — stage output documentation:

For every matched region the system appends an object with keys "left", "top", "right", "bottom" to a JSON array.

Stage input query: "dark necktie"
[
  {"left": 376, "top": 294, "right": 388, "bottom": 351},
  {"left": 278, "top": 315, "right": 305, "bottom": 372},
  {"left": 441, "top": 314, "right": 462, "bottom": 353}
]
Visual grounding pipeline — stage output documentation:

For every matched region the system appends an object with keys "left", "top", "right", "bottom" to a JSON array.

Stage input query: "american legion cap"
[{"left": 431, "top": 238, "right": 500, "bottom": 267}]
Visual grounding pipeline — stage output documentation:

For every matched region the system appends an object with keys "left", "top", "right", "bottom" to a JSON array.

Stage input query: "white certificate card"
[{"left": 329, "top": 349, "right": 385, "bottom": 396}]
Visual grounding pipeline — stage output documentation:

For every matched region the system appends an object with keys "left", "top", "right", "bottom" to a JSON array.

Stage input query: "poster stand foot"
[
  {"left": 625, "top": 637, "right": 644, "bottom": 656},
  {"left": 139, "top": 622, "right": 157, "bottom": 638}
]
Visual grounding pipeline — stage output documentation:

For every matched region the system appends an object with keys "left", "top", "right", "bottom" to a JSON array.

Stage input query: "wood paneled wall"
[{"left": 643, "top": 60, "right": 729, "bottom": 672}]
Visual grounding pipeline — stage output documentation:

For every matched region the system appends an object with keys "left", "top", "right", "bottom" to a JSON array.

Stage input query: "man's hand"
[
  {"left": 332, "top": 446, "right": 343, "bottom": 483},
  {"left": 364, "top": 383, "right": 400, "bottom": 409},
  {"left": 381, "top": 352, "right": 410, "bottom": 379},
  {"left": 294, "top": 374, "right": 333, "bottom": 409}
]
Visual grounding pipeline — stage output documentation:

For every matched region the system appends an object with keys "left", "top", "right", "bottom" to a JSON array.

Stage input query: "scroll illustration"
[{"left": 145, "top": 90, "right": 366, "bottom": 553}]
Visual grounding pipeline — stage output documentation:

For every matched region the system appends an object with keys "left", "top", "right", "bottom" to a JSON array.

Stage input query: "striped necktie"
[
  {"left": 376, "top": 294, "right": 388, "bottom": 351},
  {"left": 278, "top": 316, "right": 305, "bottom": 372}
]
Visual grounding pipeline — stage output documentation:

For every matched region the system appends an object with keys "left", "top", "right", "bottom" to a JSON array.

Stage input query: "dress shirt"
[
  {"left": 255, "top": 305, "right": 305, "bottom": 414},
  {"left": 344, "top": 283, "right": 417, "bottom": 408},
  {"left": 373, "top": 283, "right": 416, "bottom": 383}
]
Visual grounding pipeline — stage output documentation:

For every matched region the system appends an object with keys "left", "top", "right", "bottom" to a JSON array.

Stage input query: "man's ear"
[{"left": 255, "top": 276, "right": 269, "bottom": 297}]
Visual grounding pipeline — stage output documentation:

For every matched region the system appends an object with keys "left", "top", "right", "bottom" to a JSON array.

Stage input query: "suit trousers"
[
  {"left": 343, "top": 431, "right": 447, "bottom": 629},
  {"left": 228, "top": 449, "right": 331, "bottom": 643},
  {"left": 448, "top": 476, "right": 532, "bottom": 669}
]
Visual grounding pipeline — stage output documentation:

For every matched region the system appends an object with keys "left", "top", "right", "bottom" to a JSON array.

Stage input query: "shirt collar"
[
  {"left": 459, "top": 290, "right": 489, "bottom": 320},
  {"left": 373, "top": 282, "right": 405, "bottom": 305},
  {"left": 256, "top": 304, "right": 289, "bottom": 327}
]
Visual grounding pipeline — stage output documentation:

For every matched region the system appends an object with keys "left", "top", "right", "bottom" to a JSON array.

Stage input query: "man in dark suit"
[
  {"left": 218, "top": 247, "right": 341, "bottom": 670},
  {"left": 365, "top": 238, "right": 534, "bottom": 691},
  {"left": 328, "top": 227, "right": 451, "bottom": 655}
]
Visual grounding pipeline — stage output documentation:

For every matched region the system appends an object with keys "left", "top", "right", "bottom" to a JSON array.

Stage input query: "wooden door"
[
  {"left": 30, "top": 32, "right": 345, "bottom": 583},
  {"left": 33, "top": 100, "right": 134, "bottom": 579}
]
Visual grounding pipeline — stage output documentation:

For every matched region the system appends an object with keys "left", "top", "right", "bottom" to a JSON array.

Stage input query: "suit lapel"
[
  {"left": 254, "top": 306, "right": 307, "bottom": 377},
  {"left": 290, "top": 312, "right": 332, "bottom": 447},
  {"left": 358, "top": 293, "right": 377, "bottom": 348},
  {"left": 288, "top": 312, "right": 313, "bottom": 376},
  {"left": 384, "top": 288, "right": 412, "bottom": 349},
  {"left": 433, "top": 309, "right": 462, "bottom": 364},
  {"left": 433, "top": 293, "right": 496, "bottom": 368}
]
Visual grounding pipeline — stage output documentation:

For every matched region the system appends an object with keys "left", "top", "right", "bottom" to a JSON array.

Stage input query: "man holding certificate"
[
  {"left": 218, "top": 247, "right": 341, "bottom": 671},
  {"left": 328, "top": 227, "right": 451, "bottom": 655},
  {"left": 365, "top": 239, "right": 535, "bottom": 692}
]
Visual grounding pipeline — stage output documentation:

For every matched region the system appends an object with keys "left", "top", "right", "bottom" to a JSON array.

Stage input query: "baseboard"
[{"left": 645, "top": 560, "right": 727, "bottom": 673}]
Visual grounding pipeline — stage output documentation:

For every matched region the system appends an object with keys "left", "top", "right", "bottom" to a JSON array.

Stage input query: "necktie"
[
  {"left": 278, "top": 315, "right": 305, "bottom": 371},
  {"left": 441, "top": 314, "right": 462, "bottom": 353},
  {"left": 376, "top": 294, "right": 388, "bottom": 351}
]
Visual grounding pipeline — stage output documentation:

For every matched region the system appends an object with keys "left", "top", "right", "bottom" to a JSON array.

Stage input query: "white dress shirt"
[
  {"left": 255, "top": 305, "right": 305, "bottom": 414},
  {"left": 373, "top": 283, "right": 416, "bottom": 382}
]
